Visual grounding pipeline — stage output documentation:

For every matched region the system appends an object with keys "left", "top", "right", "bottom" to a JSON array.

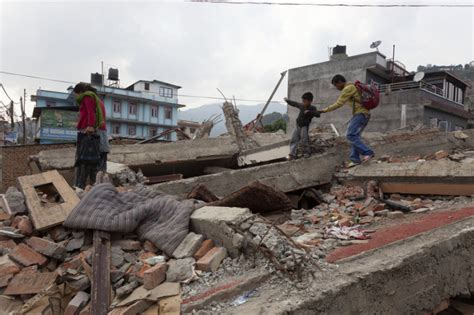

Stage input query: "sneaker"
[
  {"left": 362, "top": 155, "right": 375, "bottom": 164},
  {"left": 347, "top": 161, "right": 361, "bottom": 168}
]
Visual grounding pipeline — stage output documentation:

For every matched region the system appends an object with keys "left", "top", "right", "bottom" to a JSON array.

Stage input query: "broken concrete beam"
[
  {"left": 347, "top": 159, "right": 474, "bottom": 196},
  {"left": 172, "top": 232, "right": 204, "bottom": 259},
  {"left": 65, "top": 291, "right": 90, "bottom": 315},
  {"left": 17, "top": 170, "right": 80, "bottom": 230},
  {"left": 196, "top": 247, "right": 227, "bottom": 272},
  {"left": 25, "top": 236, "right": 67, "bottom": 260},
  {"left": 187, "top": 184, "right": 219, "bottom": 203},
  {"left": 143, "top": 263, "right": 168, "bottom": 290},
  {"left": 154, "top": 149, "right": 343, "bottom": 197},
  {"left": 210, "top": 181, "right": 293, "bottom": 213},
  {"left": 194, "top": 239, "right": 214, "bottom": 260},
  {"left": 8, "top": 243, "right": 48, "bottom": 267},
  {"left": 191, "top": 206, "right": 252, "bottom": 257}
]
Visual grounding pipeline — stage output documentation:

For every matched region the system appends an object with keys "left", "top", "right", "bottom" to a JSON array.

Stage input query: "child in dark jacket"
[{"left": 284, "top": 92, "right": 320, "bottom": 160}]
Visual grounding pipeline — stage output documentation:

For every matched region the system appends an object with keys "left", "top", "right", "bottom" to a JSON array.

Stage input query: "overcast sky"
[{"left": 0, "top": 0, "right": 473, "bottom": 117}]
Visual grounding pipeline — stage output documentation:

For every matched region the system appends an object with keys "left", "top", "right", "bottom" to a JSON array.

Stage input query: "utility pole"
[
  {"left": 9, "top": 100, "right": 14, "bottom": 129},
  {"left": 22, "top": 89, "right": 27, "bottom": 144}
]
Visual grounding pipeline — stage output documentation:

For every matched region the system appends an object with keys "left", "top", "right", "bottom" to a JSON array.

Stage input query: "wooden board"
[
  {"left": 17, "top": 170, "right": 80, "bottom": 230},
  {"left": 91, "top": 231, "right": 111, "bottom": 315},
  {"left": 380, "top": 183, "right": 474, "bottom": 196}
]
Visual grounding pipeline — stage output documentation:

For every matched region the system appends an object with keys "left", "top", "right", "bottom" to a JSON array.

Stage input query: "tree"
[{"left": 264, "top": 117, "right": 287, "bottom": 133}]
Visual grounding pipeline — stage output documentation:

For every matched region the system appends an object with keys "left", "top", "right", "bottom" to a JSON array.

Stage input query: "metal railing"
[{"left": 377, "top": 81, "right": 462, "bottom": 105}]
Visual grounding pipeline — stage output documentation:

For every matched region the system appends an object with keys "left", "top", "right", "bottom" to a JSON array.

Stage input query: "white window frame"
[
  {"left": 165, "top": 107, "right": 172, "bottom": 120},
  {"left": 113, "top": 100, "right": 121, "bottom": 113},
  {"left": 129, "top": 102, "right": 137, "bottom": 116},
  {"left": 151, "top": 105, "right": 159, "bottom": 118},
  {"left": 159, "top": 87, "right": 173, "bottom": 98},
  {"left": 128, "top": 125, "right": 136, "bottom": 136}
]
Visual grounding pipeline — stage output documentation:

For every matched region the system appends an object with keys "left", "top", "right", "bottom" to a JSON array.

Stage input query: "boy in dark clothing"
[{"left": 284, "top": 92, "right": 320, "bottom": 160}]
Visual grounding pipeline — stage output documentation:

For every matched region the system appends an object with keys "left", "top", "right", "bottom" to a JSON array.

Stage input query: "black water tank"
[
  {"left": 333, "top": 45, "right": 347, "bottom": 55},
  {"left": 108, "top": 68, "right": 119, "bottom": 81},
  {"left": 91, "top": 73, "right": 104, "bottom": 86}
]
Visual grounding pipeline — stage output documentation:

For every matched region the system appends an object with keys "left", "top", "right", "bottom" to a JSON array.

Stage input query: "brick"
[
  {"left": 434, "top": 150, "right": 449, "bottom": 160},
  {"left": 143, "top": 263, "right": 168, "bottom": 290},
  {"left": 26, "top": 236, "right": 67, "bottom": 260},
  {"left": 193, "top": 239, "right": 214, "bottom": 260},
  {"left": 338, "top": 217, "right": 352, "bottom": 227},
  {"left": 172, "top": 232, "right": 204, "bottom": 259},
  {"left": 0, "top": 211, "right": 11, "bottom": 221},
  {"left": 196, "top": 247, "right": 227, "bottom": 272},
  {"left": 4, "top": 271, "right": 57, "bottom": 295},
  {"left": 0, "top": 240, "right": 17, "bottom": 251},
  {"left": 387, "top": 211, "right": 404, "bottom": 219},
  {"left": 136, "top": 263, "right": 151, "bottom": 279},
  {"left": 112, "top": 240, "right": 142, "bottom": 251},
  {"left": 8, "top": 243, "right": 48, "bottom": 267},
  {"left": 0, "top": 265, "right": 20, "bottom": 277},
  {"left": 49, "top": 226, "right": 70, "bottom": 242},
  {"left": 12, "top": 216, "right": 33, "bottom": 236},
  {"left": 0, "top": 273, "right": 14, "bottom": 287},
  {"left": 65, "top": 291, "right": 90, "bottom": 315},
  {"left": 143, "top": 240, "right": 158, "bottom": 253}
]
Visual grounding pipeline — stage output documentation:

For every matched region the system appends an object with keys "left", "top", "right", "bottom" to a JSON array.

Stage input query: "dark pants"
[
  {"left": 346, "top": 114, "right": 374, "bottom": 163},
  {"left": 75, "top": 164, "right": 98, "bottom": 189},
  {"left": 99, "top": 153, "right": 108, "bottom": 172},
  {"left": 290, "top": 125, "right": 310, "bottom": 156}
]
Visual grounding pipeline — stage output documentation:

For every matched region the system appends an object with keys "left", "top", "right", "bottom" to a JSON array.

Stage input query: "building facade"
[
  {"left": 287, "top": 46, "right": 473, "bottom": 134},
  {"left": 32, "top": 78, "right": 185, "bottom": 143}
]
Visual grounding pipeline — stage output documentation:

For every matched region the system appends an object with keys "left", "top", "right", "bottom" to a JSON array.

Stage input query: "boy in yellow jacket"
[{"left": 320, "top": 74, "right": 375, "bottom": 167}]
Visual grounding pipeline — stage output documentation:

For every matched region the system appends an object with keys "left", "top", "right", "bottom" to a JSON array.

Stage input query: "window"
[
  {"left": 159, "top": 87, "right": 173, "bottom": 98},
  {"left": 164, "top": 133, "right": 172, "bottom": 140},
  {"left": 438, "top": 120, "right": 448, "bottom": 132},
  {"left": 128, "top": 125, "right": 136, "bottom": 136},
  {"left": 113, "top": 100, "right": 121, "bottom": 113},
  {"left": 151, "top": 106, "right": 159, "bottom": 118},
  {"left": 429, "top": 118, "right": 438, "bottom": 129},
  {"left": 149, "top": 127, "right": 157, "bottom": 137},
  {"left": 165, "top": 107, "right": 172, "bottom": 120},
  {"left": 129, "top": 102, "right": 137, "bottom": 115},
  {"left": 112, "top": 124, "right": 121, "bottom": 135},
  {"left": 144, "top": 82, "right": 150, "bottom": 91}
]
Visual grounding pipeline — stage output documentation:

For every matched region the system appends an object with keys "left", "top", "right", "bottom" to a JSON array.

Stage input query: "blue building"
[{"left": 32, "top": 78, "right": 185, "bottom": 144}]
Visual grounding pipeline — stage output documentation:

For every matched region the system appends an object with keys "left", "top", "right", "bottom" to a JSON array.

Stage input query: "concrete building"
[
  {"left": 287, "top": 46, "right": 473, "bottom": 134},
  {"left": 178, "top": 119, "right": 201, "bottom": 139},
  {"left": 32, "top": 76, "right": 185, "bottom": 143}
]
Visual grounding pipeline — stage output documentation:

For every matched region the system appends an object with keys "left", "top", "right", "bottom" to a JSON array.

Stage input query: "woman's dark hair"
[
  {"left": 302, "top": 92, "right": 313, "bottom": 102},
  {"left": 331, "top": 74, "right": 346, "bottom": 85},
  {"left": 73, "top": 82, "right": 97, "bottom": 94}
]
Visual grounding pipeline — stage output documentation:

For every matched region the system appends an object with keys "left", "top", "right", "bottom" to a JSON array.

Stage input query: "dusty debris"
[{"left": 187, "top": 183, "right": 219, "bottom": 203}]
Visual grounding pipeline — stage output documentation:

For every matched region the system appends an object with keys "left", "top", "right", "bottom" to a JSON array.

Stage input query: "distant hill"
[{"left": 178, "top": 102, "right": 287, "bottom": 136}]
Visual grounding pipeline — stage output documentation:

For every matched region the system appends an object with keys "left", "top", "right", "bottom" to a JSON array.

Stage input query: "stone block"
[
  {"left": 191, "top": 206, "right": 252, "bottom": 258},
  {"left": 26, "top": 236, "right": 67, "bottom": 260},
  {"left": 8, "top": 243, "right": 48, "bottom": 267},
  {"left": 112, "top": 240, "right": 142, "bottom": 251},
  {"left": 387, "top": 211, "right": 404, "bottom": 219},
  {"left": 172, "top": 232, "right": 204, "bottom": 259},
  {"left": 143, "top": 263, "right": 168, "bottom": 290},
  {"left": 196, "top": 247, "right": 227, "bottom": 272},
  {"left": 166, "top": 258, "right": 195, "bottom": 283}
]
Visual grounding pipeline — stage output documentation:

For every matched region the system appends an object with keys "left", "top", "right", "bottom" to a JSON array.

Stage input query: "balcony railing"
[{"left": 377, "top": 81, "right": 463, "bottom": 106}]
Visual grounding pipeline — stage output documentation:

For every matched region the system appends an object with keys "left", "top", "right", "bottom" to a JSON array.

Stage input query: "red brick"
[
  {"left": 139, "top": 252, "right": 156, "bottom": 262},
  {"left": 0, "top": 240, "right": 17, "bottom": 250},
  {"left": 4, "top": 271, "right": 57, "bottom": 295},
  {"left": 112, "top": 240, "right": 142, "bottom": 251},
  {"left": 12, "top": 216, "right": 33, "bottom": 236},
  {"left": 143, "top": 263, "right": 168, "bottom": 290},
  {"left": 26, "top": 236, "right": 67, "bottom": 259},
  {"left": 193, "top": 239, "right": 214, "bottom": 260},
  {"left": 0, "top": 265, "right": 20, "bottom": 278},
  {"left": 8, "top": 243, "right": 48, "bottom": 267},
  {"left": 0, "top": 211, "right": 11, "bottom": 221},
  {"left": 339, "top": 217, "right": 352, "bottom": 227},
  {"left": 196, "top": 247, "right": 227, "bottom": 272},
  {"left": 65, "top": 291, "right": 90, "bottom": 315},
  {"left": 0, "top": 273, "right": 14, "bottom": 287},
  {"left": 434, "top": 150, "right": 449, "bottom": 160},
  {"left": 143, "top": 240, "right": 158, "bottom": 253},
  {"left": 136, "top": 264, "right": 151, "bottom": 279}
]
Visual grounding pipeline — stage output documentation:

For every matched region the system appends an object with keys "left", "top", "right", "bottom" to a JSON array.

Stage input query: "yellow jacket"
[{"left": 322, "top": 84, "right": 369, "bottom": 115}]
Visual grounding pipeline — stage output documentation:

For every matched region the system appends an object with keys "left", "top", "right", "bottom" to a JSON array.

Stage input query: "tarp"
[{"left": 64, "top": 183, "right": 200, "bottom": 255}]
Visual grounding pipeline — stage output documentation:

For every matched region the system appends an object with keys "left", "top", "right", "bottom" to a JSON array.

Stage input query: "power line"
[
  {"left": 0, "top": 69, "right": 286, "bottom": 104},
  {"left": 189, "top": 0, "right": 473, "bottom": 7}
]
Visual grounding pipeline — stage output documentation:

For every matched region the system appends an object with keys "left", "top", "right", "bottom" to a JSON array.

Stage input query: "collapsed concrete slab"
[
  {"left": 347, "top": 159, "right": 474, "bottom": 196},
  {"left": 153, "top": 129, "right": 474, "bottom": 197}
]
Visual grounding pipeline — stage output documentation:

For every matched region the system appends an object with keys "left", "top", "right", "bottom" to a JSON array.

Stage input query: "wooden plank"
[
  {"left": 91, "top": 230, "right": 111, "bottom": 315},
  {"left": 0, "top": 194, "right": 12, "bottom": 215},
  {"left": 380, "top": 183, "right": 474, "bottom": 196},
  {"left": 17, "top": 170, "right": 80, "bottom": 230}
]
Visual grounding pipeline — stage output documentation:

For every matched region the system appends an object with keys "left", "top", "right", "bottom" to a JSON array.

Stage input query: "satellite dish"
[
  {"left": 414, "top": 71, "right": 425, "bottom": 82},
  {"left": 370, "top": 40, "right": 382, "bottom": 50}
]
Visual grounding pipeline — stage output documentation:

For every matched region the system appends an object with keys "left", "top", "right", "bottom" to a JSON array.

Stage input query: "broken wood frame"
[{"left": 91, "top": 230, "right": 111, "bottom": 314}]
